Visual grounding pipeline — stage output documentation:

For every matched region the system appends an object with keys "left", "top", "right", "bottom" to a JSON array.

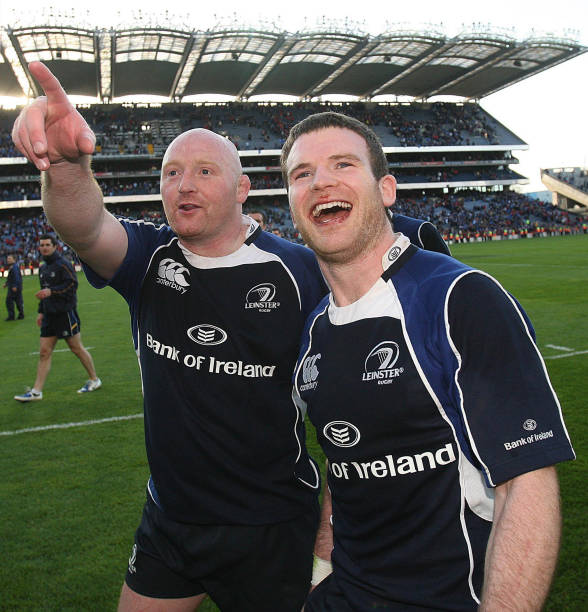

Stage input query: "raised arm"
[
  {"left": 480, "top": 466, "right": 562, "bottom": 611},
  {"left": 12, "top": 62, "right": 127, "bottom": 280}
]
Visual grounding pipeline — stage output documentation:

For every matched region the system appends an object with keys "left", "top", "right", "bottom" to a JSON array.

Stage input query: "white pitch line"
[
  {"left": 29, "top": 346, "right": 95, "bottom": 355},
  {"left": 0, "top": 413, "right": 143, "bottom": 437},
  {"left": 544, "top": 350, "right": 588, "bottom": 360},
  {"left": 545, "top": 344, "right": 574, "bottom": 352}
]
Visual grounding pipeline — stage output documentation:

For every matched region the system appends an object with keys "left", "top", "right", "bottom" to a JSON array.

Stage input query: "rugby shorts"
[
  {"left": 40, "top": 309, "right": 81, "bottom": 338},
  {"left": 124, "top": 492, "right": 319, "bottom": 611},
  {"left": 306, "top": 574, "right": 439, "bottom": 611}
]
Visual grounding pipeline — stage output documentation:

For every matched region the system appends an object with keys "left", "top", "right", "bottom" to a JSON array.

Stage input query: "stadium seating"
[{"left": 1, "top": 101, "right": 585, "bottom": 271}]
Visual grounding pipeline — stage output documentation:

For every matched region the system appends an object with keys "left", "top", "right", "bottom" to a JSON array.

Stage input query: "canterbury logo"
[
  {"left": 246, "top": 283, "right": 276, "bottom": 302},
  {"left": 187, "top": 324, "right": 228, "bottom": 346},
  {"left": 158, "top": 258, "right": 190, "bottom": 287},
  {"left": 302, "top": 353, "right": 321, "bottom": 384},
  {"left": 128, "top": 544, "right": 137, "bottom": 574},
  {"left": 323, "top": 421, "right": 361, "bottom": 447},
  {"left": 365, "top": 342, "right": 399, "bottom": 371}
]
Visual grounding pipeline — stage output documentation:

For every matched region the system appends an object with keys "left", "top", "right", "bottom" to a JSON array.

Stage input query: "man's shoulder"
[
  {"left": 118, "top": 218, "right": 178, "bottom": 256},
  {"left": 55, "top": 254, "right": 75, "bottom": 269},
  {"left": 393, "top": 248, "right": 474, "bottom": 307},
  {"left": 117, "top": 217, "right": 174, "bottom": 237},
  {"left": 253, "top": 231, "right": 316, "bottom": 263}
]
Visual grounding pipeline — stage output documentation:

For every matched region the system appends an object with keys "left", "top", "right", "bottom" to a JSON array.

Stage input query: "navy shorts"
[
  {"left": 305, "top": 576, "right": 354, "bottom": 612},
  {"left": 125, "top": 492, "right": 319, "bottom": 611},
  {"left": 40, "top": 310, "right": 81, "bottom": 338},
  {"left": 306, "top": 574, "right": 438, "bottom": 611}
]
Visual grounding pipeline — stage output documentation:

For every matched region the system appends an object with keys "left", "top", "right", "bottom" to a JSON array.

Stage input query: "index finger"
[{"left": 28, "top": 61, "right": 70, "bottom": 105}]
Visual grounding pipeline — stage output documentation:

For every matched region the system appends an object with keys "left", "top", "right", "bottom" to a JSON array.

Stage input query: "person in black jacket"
[
  {"left": 14, "top": 234, "right": 101, "bottom": 402},
  {"left": 4, "top": 254, "right": 24, "bottom": 321}
]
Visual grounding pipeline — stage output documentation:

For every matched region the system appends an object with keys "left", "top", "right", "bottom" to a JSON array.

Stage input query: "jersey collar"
[{"left": 381, "top": 233, "right": 411, "bottom": 272}]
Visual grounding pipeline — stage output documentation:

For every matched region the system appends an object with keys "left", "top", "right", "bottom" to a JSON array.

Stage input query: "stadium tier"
[
  {"left": 1, "top": 17, "right": 587, "bottom": 268},
  {"left": 1, "top": 99, "right": 586, "bottom": 269},
  {"left": 0, "top": 99, "right": 529, "bottom": 202}
]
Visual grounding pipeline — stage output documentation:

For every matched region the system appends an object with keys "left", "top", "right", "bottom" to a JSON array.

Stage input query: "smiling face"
[
  {"left": 286, "top": 127, "right": 396, "bottom": 265},
  {"left": 160, "top": 129, "right": 250, "bottom": 251}
]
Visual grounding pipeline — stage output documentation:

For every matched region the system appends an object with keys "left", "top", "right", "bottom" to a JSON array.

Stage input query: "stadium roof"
[{"left": 0, "top": 21, "right": 585, "bottom": 102}]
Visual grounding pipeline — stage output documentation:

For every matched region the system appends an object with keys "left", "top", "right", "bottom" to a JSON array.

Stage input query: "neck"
[
  {"left": 320, "top": 233, "right": 399, "bottom": 307},
  {"left": 179, "top": 215, "right": 249, "bottom": 257}
]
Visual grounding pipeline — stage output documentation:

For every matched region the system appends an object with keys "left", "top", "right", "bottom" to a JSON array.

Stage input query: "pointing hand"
[{"left": 11, "top": 61, "right": 96, "bottom": 171}]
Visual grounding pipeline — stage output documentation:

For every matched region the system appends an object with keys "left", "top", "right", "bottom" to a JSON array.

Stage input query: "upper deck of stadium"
[{"left": 0, "top": 17, "right": 585, "bottom": 102}]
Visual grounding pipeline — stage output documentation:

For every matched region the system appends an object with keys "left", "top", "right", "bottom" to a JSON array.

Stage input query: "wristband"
[{"left": 311, "top": 554, "right": 333, "bottom": 586}]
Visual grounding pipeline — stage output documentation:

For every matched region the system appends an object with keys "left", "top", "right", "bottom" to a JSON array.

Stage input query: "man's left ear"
[
  {"left": 237, "top": 174, "right": 251, "bottom": 203},
  {"left": 379, "top": 174, "right": 397, "bottom": 209}
]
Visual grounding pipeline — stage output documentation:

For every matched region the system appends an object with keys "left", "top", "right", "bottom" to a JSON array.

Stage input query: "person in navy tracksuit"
[{"left": 4, "top": 254, "right": 24, "bottom": 321}]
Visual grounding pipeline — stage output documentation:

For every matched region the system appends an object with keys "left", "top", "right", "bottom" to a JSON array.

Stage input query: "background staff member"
[
  {"left": 14, "top": 234, "right": 101, "bottom": 402},
  {"left": 4, "top": 253, "right": 24, "bottom": 321}
]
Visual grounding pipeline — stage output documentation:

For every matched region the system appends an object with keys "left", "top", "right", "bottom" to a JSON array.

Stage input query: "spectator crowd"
[
  {"left": 0, "top": 99, "right": 517, "bottom": 159},
  {"left": 2, "top": 191, "right": 584, "bottom": 271}
]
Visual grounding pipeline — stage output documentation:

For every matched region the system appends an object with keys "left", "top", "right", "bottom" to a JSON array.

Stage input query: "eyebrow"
[
  {"left": 287, "top": 153, "right": 362, "bottom": 179},
  {"left": 162, "top": 158, "right": 221, "bottom": 171}
]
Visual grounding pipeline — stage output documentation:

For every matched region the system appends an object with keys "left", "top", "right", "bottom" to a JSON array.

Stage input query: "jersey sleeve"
[
  {"left": 445, "top": 271, "right": 575, "bottom": 486},
  {"left": 83, "top": 219, "right": 175, "bottom": 304},
  {"left": 419, "top": 221, "right": 451, "bottom": 256}
]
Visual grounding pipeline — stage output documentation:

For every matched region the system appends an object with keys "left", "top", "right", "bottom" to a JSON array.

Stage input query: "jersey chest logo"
[
  {"left": 156, "top": 257, "right": 190, "bottom": 294},
  {"left": 187, "top": 324, "right": 227, "bottom": 346},
  {"left": 323, "top": 421, "right": 361, "bottom": 447},
  {"left": 244, "top": 282, "right": 281, "bottom": 312},
  {"left": 362, "top": 341, "right": 405, "bottom": 385},
  {"left": 300, "top": 353, "right": 321, "bottom": 391}
]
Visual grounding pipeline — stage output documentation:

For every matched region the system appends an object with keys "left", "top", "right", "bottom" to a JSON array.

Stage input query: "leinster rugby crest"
[
  {"left": 245, "top": 282, "right": 280, "bottom": 312},
  {"left": 362, "top": 341, "right": 404, "bottom": 385}
]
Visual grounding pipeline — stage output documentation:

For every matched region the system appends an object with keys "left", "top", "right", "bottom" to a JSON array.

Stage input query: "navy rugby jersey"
[
  {"left": 391, "top": 212, "right": 451, "bottom": 256},
  {"left": 294, "top": 234, "right": 574, "bottom": 611},
  {"left": 85, "top": 216, "right": 327, "bottom": 524}
]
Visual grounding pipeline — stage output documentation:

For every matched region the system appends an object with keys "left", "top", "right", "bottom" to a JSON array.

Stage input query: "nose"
[
  {"left": 311, "top": 165, "right": 336, "bottom": 191},
  {"left": 178, "top": 172, "right": 197, "bottom": 193}
]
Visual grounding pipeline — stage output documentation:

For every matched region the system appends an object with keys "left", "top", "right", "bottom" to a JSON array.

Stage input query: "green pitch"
[{"left": 0, "top": 234, "right": 585, "bottom": 611}]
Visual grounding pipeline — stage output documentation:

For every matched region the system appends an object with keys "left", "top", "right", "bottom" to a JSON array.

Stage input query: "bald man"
[{"left": 12, "top": 63, "right": 327, "bottom": 612}]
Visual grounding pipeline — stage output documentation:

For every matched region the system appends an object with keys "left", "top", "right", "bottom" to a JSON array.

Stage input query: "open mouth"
[
  {"left": 179, "top": 203, "right": 199, "bottom": 212},
  {"left": 311, "top": 201, "right": 352, "bottom": 223}
]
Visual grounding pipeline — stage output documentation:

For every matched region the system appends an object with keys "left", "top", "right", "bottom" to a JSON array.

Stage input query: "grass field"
[{"left": 0, "top": 234, "right": 586, "bottom": 611}]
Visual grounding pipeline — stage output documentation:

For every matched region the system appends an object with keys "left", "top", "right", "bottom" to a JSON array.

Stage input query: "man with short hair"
[
  {"left": 4, "top": 253, "right": 24, "bottom": 321},
  {"left": 12, "top": 62, "right": 326, "bottom": 612},
  {"left": 248, "top": 210, "right": 266, "bottom": 229},
  {"left": 281, "top": 112, "right": 575, "bottom": 611},
  {"left": 14, "top": 234, "right": 101, "bottom": 402}
]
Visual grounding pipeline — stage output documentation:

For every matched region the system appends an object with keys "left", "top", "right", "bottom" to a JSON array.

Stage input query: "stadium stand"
[
  {"left": 541, "top": 167, "right": 588, "bottom": 213},
  {"left": 0, "top": 100, "right": 532, "bottom": 205},
  {"left": 1, "top": 20, "right": 586, "bottom": 273}
]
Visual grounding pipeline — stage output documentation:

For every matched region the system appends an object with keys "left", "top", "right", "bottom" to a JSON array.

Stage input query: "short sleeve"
[{"left": 446, "top": 272, "right": 574, "bottom": 486}]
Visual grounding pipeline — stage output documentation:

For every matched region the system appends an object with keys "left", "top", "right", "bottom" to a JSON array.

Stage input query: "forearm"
[
  {"left": 42, "top": 156, "right": 127, "bottom": 279},
  {"left": 314, "top": 478, "right": 333, "bottom": 560},
  {"left": 42, "top": 156, "right": 106, "bottom": 254},
  {"left": 480, "top": 467, "right": 561, "bottom": 611}
]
